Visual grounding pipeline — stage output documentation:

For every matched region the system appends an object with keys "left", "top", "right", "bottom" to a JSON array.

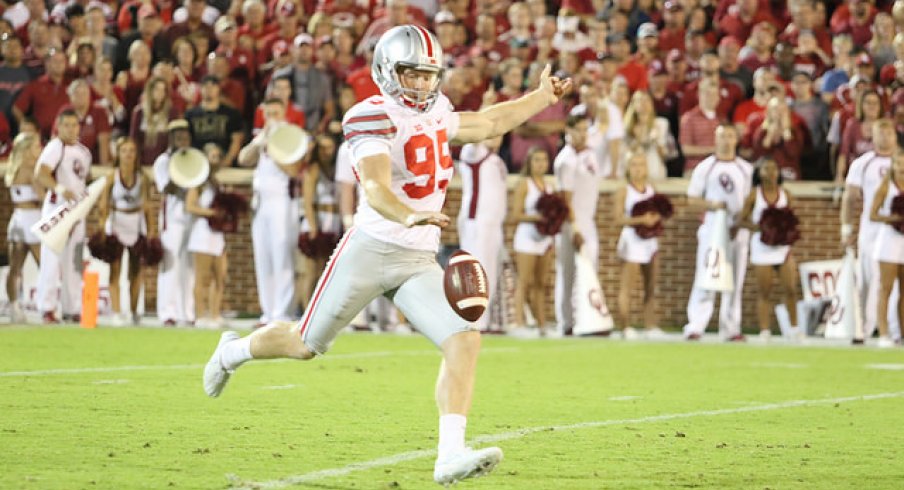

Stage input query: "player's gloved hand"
[
  {"left": 404, "top": 212, "right": 450, "bottom": 228},
  {"left": 538, "top": 64, "right": 573, "bottom": 104}
]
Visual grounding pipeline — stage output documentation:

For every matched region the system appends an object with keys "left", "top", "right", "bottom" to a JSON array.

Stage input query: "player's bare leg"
[{"left": 433, "top": 330, "right": 502, "bottom": 485}]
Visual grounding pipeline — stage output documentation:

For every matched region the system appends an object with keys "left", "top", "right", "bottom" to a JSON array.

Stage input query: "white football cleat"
[
  {"left": 203, "top": 331, "right": 241, "bottom": 397},
  {"left": 433, "top": 447, "right": 503, "bottom": 486}
]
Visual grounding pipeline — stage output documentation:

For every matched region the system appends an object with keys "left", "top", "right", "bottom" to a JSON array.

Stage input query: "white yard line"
[
  {"left": 0, "top": 347, "right": 528, "bottom": 378},
  {"left": 233, "top": 391, "right": 904, "bottom": 489}
]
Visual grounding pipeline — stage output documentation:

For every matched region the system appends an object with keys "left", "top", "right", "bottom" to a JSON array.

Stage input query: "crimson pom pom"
[
  {"left": 630, "top": 195, "right": 668, "bottom": 239},
  {"left": 535, "top": 192, "right": 570, "bottom": 236},
  {"left": 759, "top": 207, "right": 801, "bottom": 246},
  {"left": 892, "top": 195, "right": 904, "bottom": 234},
  {"left": 87, "top": 231, "right": 124, "bottom": 263},
  {"left": 208, "top": 192, "right": 249, "bottom": 233},
  {"left": 136, "top": 236, "right": 164, "bottom": 266},
  {"left": 298, "top": 232, "right": 339, "bottom": 258},
  {"left": 650, "top": 193, "right": 674, "bottom": 219}
]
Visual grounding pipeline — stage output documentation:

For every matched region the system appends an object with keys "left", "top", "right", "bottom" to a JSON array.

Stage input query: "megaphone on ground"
[
  {"left": 699, "top": 209, "right": 734, "bottom": 292},
  {"left": 169, "top": 147, "right": 209, "bottom": 188},
  {"left": 267, "top": 123, "right": 310, "bottom": 165},
  {"left": 31, "top": 176, "right": 107, "bottom": 254},
  {"left": 824, "top": 248, "right": 861, "bottom": 340},
  {"left": 572, "top": 253, "right": 615, "bottom": 336}
]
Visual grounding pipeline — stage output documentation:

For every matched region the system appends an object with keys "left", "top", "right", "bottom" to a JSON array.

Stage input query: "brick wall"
[{"left": 1, "top": 168, "right": 845, "bottom": 330}]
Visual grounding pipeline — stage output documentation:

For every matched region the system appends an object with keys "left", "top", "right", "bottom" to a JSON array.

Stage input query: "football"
[{"left": 443, "top": 250, "right": 490, "bottom": 322}]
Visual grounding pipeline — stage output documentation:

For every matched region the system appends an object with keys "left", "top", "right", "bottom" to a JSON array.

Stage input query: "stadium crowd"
[{"left": 2, "top": 0, "right": 904, "bottom": 343}]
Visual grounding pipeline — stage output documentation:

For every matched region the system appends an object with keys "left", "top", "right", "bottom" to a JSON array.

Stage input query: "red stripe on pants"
[{"left": 298, "top": 229, "right": 357, "bottom": 339}]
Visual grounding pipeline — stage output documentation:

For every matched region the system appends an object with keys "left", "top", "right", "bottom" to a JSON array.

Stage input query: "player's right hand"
[{"left": 405, "top": 212, "right": 450, "bottom": 228}]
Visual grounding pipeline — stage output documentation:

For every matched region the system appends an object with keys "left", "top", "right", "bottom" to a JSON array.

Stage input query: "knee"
[{"left": 442, "top": 330, "right": 481, "bottom": 357}]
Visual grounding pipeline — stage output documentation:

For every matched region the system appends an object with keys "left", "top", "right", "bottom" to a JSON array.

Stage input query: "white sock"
[
  {"left": 220, "top": 336, "right": 253, "bottom": 370},
  {"left": 437, "top": 414, "right": 467, "bottom": 461}
]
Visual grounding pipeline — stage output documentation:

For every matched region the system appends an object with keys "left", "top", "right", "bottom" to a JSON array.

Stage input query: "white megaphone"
[
  {"left": 31, "top": 176, "right": 107, "bottom": 254},
  {"left": 267, "top": 123, "right": 310, "bottom": 165},
  {"left": 824, "top": 248, "right": 862, "bottom": 340},
  {"left": 572, "top": 253, "right": 615, "bottom": 336},
  {"left": 698, "top": 209, "right": 734, "bottom": 292},
  {"left": 169, "top": 147, "right": 209, "bottom": 188}
]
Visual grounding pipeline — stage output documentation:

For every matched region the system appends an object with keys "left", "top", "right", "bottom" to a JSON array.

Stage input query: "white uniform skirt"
[
  {"left": 188, "top": 217, "right": 225, "bottom": 256},
  {"left": 104, "top": 211, "right": 147, "bottom": 247},
  {"left": 616, "top": 226, "right": 658, "bottom": 264},
  {"left": 7, "top": 208, "right": 41, "bottom": 244},
  {"left": 749, "top": 231, "right": 791, "bottom": 266},
  {"left": 513, "top": 222, "right": 553, "bottom": 256},
  {"left": 876, "top": 225, "right": 904, "bottom": 264}
]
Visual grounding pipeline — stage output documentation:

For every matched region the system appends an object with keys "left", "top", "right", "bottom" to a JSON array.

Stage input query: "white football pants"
[
  {"left": 252, "top": 196, "right": 298, "bottom": 323},
  {"left": 555, "top": 221, "right": 598, "bottom": 332},
  {"left": 36, "top": 208, "right": 85, "bottom": 316},
  {"left": 156, "top": 219, "right": 194, "bottom": 323},
  {"left": 683, "top": 225, "right": 750, "bottom": 338},
  {"left": 457, "top": 218, "right": 503, "bottom": 330},
  {"left": 857, "top": 237, "right": 901, "bottom": 339}
]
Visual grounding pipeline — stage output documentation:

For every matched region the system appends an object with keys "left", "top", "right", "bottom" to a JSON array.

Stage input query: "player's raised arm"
[{"left": 452, "top": 65, "right": 572, "bottom": 145}]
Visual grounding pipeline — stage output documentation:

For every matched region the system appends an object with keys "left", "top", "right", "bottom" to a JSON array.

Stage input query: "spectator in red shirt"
[
  {"left": 345, "top": 39, "right": 380, "bottom": 102},
  {"left": 780, "top": 0, "right": 833, "bottom": 55},
  {"left": 214, "top": 16, "right": 256, "bottom": 88},
  {"left": 751, "top": 96, "right": 808, "bottom": 180},
  {"left": 130, "top": 76, "right": 179, "bottom": 166},
  {"left": 680, "top": 77, "right": 721, "bottom": 173},
  {"left": 13, "top": 49, "right": 69, "bottom": 140},
  {"left": 115, "top": 40, "right": 152, "bottom": 127},
  {"left": 467, "top": 13, "right": 509, "bottom": 64},
  {"left": 683, "top": 30, "right": 711, "bottom": 81},
  {"left": 435, "top": 10, "right": 466, "bottom": 66},
  {"left": 719, "top": 36, "right": 753, "bottom": 97},
  {"left": 207, "top": 52, "right": 247, "bottom": 114},
  {"left": 665, "top": 48, "right": 688, "bottom": 92},
  {"left": 498, "top": 1, "right": 533, "bottom": 45},
  {"left": 687, "top": 8, "right": 718, "bottom": 48},
  {"left": 258, "top": 2, "right": 302, "bottom": 66},
  {"left": 635, "top": 22, "right": 660, "bottom": 67},
  {"left": 680, "top": 51, "right": 745, "bottom": 120},
  {"left": 90, "top": 57, "right": 126, "bottom": 132},
  {"left": 735, "top": 68, "right": 780, "bottom": 146},
  {"left": 163, "top": 0, "right": 215, "bottom": 55},
  {"left": 330, "top": 27, "right": 364, "bottom": 81},
  {"left": 237, "top": 0, "right": 277, "bottom": 54},
  {"left": 22, "top": 21, "right": 55, "bottom": 77},
  {"left": 253, "top": 75, "right": 305, "bottom": 134},
  {"left": 831, "top": 0, "right": 877, "bottom": 47},
  {"left": 739, "top": 21, "right": 776, "bottom": 73},
  {"left": 658, "top": 1, "right": 686, "bottom": 54},
  {"left": 56, "top": 78, "right": 111, "bottom": 165},
  {"left": 837, "top": 89, "right": 884, "bottom": 179},
  {"left": 609, "top": 32, "right": 648, "bottom": 92},
  {"left": 718, "top": 0, "right": 776, "bottom": 43}
]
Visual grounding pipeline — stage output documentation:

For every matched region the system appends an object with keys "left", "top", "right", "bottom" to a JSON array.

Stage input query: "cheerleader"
[
  {"left": 98, "top": 137, "right": 151, "bottom": 325},
  {"left": 511, "top": 147, "right": 555, "bottom": 333},
  {"left": 4, "top": 133, "right": 43, "bottom": 323},
  {"left": 869, "top": 151, "right": 904, "bottom": 348},
  {"left": 739, "top": 157, "right": 799, "bottom": 340},
  {"left": 298, "top": 134, "right": 340, "bottom": 311},
  {"left": 186, "top": 144, "right": 228, "bottom": 328},
  {"left": 613, "top": 148, "right": 664, "bottom": 339}
]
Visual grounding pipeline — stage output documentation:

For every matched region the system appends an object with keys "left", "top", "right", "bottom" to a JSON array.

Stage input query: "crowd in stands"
[{"left": 0, "top": 0, "right": 902, "bottom": 183}]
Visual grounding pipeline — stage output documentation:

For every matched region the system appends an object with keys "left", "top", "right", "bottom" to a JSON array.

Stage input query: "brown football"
[{"left": 443, "top": 250, "right": 490, "bottom": 322}]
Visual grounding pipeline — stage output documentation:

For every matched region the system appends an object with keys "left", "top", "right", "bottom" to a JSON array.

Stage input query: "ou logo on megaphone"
[
  {"left": 38, "top": 192, "right": 88, "bottom": 233},
  {"left": 827, "top": 295, "right": 845, "bottom": 324},
  {"left": 705, "top": 247, "right": 722, "bottom": 278}
]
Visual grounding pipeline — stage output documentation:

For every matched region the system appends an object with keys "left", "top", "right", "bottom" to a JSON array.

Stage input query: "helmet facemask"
[{"left": 392, "top": 63, "right": 444, "bottom": 112}]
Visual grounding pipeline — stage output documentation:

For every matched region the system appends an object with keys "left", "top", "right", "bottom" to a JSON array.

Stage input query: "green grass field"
[{"left": 2, "top": 327, "right": 904, "bottom": 490}]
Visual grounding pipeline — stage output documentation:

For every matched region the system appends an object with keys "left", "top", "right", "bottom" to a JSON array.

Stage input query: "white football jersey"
[
  {"left": 38, "top": 138, "right": 91, "bottom": 203},
  {"left": 342, "top": 94, "right": 460, "bottom": 252},
  {"left": 555, "top": 143, "right": 603, "bottom": 225},
  {"left": 845, "top": 151, "right": 891, "bottom": 239},
  {"left": 458, "top": 143, "right": 507, "bottom": 226},
  {"left": 686, "top": 155, "right": 753, "bottom": 226}
]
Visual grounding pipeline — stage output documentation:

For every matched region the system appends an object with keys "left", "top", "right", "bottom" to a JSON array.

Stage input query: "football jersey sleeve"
[
  {"left": 686, "top": 157, "right": 711, "bottom": 198},
  {"left": 342, "top": 100, "right": 397, "bottom": 163},
  {"left": 37, "top": 139, "right": 63, "bottom": 171},
  {"left": 845, "top": 154, "right": 865, "bottom": 188},
  {"left": 334, "top": 141, "right": 357, "bottom": 185}
]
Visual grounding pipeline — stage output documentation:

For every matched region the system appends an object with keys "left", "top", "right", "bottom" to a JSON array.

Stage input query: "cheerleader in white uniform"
[
  {"left": 511, "top": 147, "right": 555, "bottom": 330},
  {"left": 298, "top": 135, "right": 341, "bottom": 312},
  {"left": 4, "top": 133, "right": 43, "bottom": 323},
  {"left": 739, "top": 157, "right": 799, "bottom": 339},
  {"left": 186, "top": 144, "right": 228, "bottom": 328},
  {"left": 98, "top": 137, "right": 151, "bottom": 325},
  {"left": 869, "top": 151, "right": 904, "bottom": 347},
  {"left": 613, "top": 148, "right": 664, "bottom": 338}
]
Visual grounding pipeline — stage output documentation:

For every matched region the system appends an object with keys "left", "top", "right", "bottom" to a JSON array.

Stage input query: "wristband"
[
  {"left": 342, "top": 214, "right": 354, "bottom": 229},
  {"left": 840, "top": 224, "right": 853, "bottom": 240},
  {"left": 404, "top": 214, "right": 417, "bottom": 228}
]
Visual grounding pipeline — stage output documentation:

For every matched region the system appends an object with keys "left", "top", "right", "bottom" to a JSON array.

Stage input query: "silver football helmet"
[{"left": 371, "top": 25, "right": 445, "bottom": 113}]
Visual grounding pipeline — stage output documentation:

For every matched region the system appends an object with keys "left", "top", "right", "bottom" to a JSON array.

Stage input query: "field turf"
[{"left": 1, "top": 327, "right": 903, "bottom": 489}]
